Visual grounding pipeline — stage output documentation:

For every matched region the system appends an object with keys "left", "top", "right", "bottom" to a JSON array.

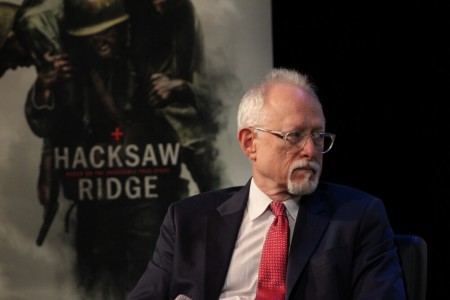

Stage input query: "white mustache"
[{"left": 289, "top": 159, "right": 320, "bottom": 175}]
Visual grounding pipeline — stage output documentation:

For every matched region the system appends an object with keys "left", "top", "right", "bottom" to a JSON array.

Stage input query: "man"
[
  {"left": 124, "top": 0, "right": 226, "bottom": 192},
  {"left": 0, "top": 1, "right": 33, "bottom": 77},
  {"left": 128, "top": 68, "right": 406, "bottom": 300},
  {"left": 24, "top": 0, "right": 203, "bottom": 298}
]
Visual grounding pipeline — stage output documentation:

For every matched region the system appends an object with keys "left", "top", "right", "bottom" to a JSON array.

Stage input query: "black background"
[{"left": 271, "top": 1, "right": 449, "bottom": 299}]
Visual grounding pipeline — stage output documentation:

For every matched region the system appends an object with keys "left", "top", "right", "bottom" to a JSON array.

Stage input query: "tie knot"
[{"left": 269, "top": 202, "right": 286, "bottom": 217}]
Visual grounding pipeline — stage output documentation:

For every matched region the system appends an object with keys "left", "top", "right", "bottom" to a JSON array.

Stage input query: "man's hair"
[{"left": 237, "top": 68, "right": 319, "bottom": 129}]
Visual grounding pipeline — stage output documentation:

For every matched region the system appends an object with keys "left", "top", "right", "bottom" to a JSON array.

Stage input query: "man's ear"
[{"left": 237, "top": 128, "right": 256, "bottom": 159}]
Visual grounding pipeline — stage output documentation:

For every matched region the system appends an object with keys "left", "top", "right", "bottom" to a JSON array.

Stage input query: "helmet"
[
  {"left": 0, "top": 2, "right": 19, "bottom": 49},
  {"left": 64, "top": 0, "right": 129, "bottom": 36}
]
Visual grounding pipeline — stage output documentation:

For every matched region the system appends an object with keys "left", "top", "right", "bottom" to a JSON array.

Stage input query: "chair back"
[{"left": 394, "top": 234, "right": 428, "bottom": 300}]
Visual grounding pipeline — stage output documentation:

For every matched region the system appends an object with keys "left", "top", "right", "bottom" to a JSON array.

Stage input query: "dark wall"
[{"left": 271, "top": 1, "right": 449, "bottom": 299}]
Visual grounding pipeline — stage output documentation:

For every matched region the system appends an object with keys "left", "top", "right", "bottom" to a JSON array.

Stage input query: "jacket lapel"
[
  {"left": 204, "top": 182, "right": 250, "bottom": 300},
  {"left": 286, "top": 189, "right": 331, "bottom": 297}
]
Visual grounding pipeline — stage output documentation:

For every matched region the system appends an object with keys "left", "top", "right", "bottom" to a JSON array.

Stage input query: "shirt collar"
[{"left": 248, "top": 178, "right": 301, "bottom": 221}]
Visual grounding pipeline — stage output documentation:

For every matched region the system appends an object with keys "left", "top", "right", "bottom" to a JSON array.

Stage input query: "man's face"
[
  {"left": 86, "top": 26, "right": 123, "bottom": 60},
  {"left": 251, "top": 83, "right": 325, "bottom": 197}
]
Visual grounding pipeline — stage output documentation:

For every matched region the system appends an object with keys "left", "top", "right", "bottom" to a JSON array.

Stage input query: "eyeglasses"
[{"left": 251, "top": 127, "right": 336, "bottom": 153}]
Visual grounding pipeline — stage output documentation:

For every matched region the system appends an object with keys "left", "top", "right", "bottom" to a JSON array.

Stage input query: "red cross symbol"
[{"left": 111, "top": 127, "right": 124, "bottom": 141}]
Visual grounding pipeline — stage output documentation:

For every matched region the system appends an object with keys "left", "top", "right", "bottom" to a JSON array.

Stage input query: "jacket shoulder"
[
  {"left": 318, "top": 181, "right": 379, "bottom": 200},
  {"left": 174, "top": 185, "right": 245, "bottom": 210}
]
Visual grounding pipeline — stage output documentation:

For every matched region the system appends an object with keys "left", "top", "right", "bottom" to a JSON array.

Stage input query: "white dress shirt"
[{"left": 219, "top": 179, "right": 300, "bottom": 299}]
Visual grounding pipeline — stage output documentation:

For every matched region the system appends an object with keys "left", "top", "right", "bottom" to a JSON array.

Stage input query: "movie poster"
[{"left": 0, "top": 0, "right": 272, "bottom": 299}]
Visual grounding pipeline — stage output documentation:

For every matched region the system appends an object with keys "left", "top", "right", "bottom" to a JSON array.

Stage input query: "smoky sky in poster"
[{"left": 0, "top": 0, "right": 272, "bottom": 299}]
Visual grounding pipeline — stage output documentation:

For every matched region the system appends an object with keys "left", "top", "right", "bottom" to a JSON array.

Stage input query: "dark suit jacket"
[{"left": 128, "top": 180, "right": 406, "bottom": 300}]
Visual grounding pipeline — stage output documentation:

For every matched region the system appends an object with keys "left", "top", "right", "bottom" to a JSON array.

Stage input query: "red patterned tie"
[{"left": 256, "top": 201, "right": 289, "bottom": 300}]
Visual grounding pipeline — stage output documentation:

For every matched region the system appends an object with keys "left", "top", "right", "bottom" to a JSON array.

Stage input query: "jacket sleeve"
[
  {"left": 350, "top": 197, "right": 406, "bottom": 299},
  {"left": 127, "top": 203, "right": 176, "bottom": 300}
]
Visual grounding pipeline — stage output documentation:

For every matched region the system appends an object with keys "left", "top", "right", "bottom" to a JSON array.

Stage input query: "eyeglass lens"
[{"left": 285, "top": 132, "right": 334, "bottom": 153}]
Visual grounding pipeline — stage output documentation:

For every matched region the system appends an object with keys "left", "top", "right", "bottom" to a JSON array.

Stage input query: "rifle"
[
  {"left": 36, "top": 198, "right": 59, "bottom": 246},
  {"left": 36, "top": 150, "right": 60, "bottom": 246}
]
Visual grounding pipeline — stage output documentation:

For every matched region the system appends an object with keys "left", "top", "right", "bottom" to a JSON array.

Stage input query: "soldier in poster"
[
  {"left": 19, "top": 0, "right": 226, "bottom": 298},
  {"left": 0, "top": 1, "right": 33, "bottom": 77},
  {"left": 124, "top": 0, "right": 225, "bottom": 192}
]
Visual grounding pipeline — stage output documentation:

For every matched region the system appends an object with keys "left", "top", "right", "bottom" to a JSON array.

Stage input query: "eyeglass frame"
[{"left": 250, "top": 127, "right": 336, "bottom": 154}]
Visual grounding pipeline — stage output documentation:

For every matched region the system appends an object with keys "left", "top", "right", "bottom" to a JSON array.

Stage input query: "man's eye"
[{"left": 286, "top": 132, "right": 302, "bottom": 142}]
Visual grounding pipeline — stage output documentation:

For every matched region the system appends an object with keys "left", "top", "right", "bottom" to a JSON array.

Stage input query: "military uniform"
[{"left": 23, "top": 1, "right": 193, "bottom": 298}]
